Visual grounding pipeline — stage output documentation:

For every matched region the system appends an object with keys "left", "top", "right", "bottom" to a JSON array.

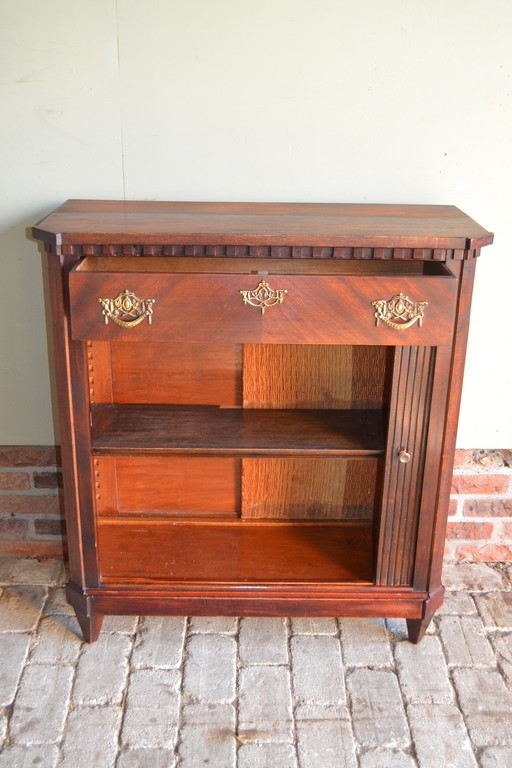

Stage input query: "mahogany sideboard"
[{"left": 33, "top": 201, "right": 493, "bottom": 643}]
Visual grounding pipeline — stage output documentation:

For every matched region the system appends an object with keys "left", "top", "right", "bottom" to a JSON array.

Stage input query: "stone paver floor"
[{"left": 0, "top": 557, "right": 512, "bottom": 767}]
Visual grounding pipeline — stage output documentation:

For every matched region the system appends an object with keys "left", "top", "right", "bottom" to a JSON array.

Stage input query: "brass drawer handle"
[
  {"left": 240, "top": 280, "right": 287, "bottom": 314},
  {"left": 98, "top": 289, "right": 156, "bottom": 328},
  {"left": 372, "top": 293, "right": 427, "bottom": 330},
  {"left": 398, "top": 450, "right": 411, "bottom": 464}
]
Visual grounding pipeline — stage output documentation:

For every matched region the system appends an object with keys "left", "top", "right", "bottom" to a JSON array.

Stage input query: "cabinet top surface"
[{"left": 32, "top": 200, "right": 493, "bottom": 250}]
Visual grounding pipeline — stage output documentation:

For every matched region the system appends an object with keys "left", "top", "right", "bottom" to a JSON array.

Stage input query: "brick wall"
[
  {"left": 447, "top": 449, "right": 512, "bottom": 562},
  {"left": 0, "top": 447, "right": 65, "bottom": 558},
  {"left": 1, "top": 446, "right": 511, "bottom": 563}
]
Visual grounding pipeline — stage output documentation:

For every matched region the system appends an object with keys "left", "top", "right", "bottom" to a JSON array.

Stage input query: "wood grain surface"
[
  {"left": 97, "top": 519, "right": 374, "bottom": 583},
  {"left": 34, "top": 200, "right": 493, "bottom": 249},
  {"left": 241, "top": 458, "right": 380, "bottom": 520},
  {"left": 91, "top": 404, "right": 385, "bottom": 457},
  {"left": 69, "top": 272, "right": 457, "bottom": 345},
  {"left": 95, "top": 456, "right": 240, "bottom": 517}
]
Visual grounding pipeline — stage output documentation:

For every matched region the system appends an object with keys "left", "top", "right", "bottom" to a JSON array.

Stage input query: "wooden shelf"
[
  {"left": 91, "top": 404, "right": 386, "bottom": 458},
  {"left": 97, "top": 520, "right": 374, "bottom": 584}
]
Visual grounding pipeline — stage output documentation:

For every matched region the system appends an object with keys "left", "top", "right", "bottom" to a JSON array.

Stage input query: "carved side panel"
[{"left": 376, "top": 346, "right": 436, "bottom": 586}]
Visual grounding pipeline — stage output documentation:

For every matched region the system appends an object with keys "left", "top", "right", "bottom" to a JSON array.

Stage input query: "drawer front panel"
[{"left": 69, "top": 272, "right": 457, "bottom": 345}]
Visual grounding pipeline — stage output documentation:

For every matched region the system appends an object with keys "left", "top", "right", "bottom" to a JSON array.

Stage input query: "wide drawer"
[{"left": 69, "top": 268, "right": 457, "bottom": 345}]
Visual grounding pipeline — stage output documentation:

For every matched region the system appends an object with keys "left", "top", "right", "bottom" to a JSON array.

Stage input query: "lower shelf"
[{"left": 97, "top": 520, "right": 374, "bottom": 584}]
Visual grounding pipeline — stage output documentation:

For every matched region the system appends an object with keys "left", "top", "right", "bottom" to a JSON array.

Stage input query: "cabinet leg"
[
  {"left": 74, "top": 606, "right": 104, "bottom": 643},
  {"left": 406, "top": 617, "right": 432, "bottom": 644},
  {"left": 66, "top": 583, "right": 103, "bottom": 642},
  {"left": 406, "top": 585, "right": 444, "bottom": 643}
]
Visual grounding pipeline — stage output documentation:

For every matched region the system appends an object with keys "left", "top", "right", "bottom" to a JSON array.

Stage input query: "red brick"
[
  {"left": 0, "top": 496, "right": 61, "bottom": 515},
  {"left": 454, "top": 544, "right": 512, "bottom": 562},
  {"left": 33, "top": 471, "right": 63, "bottom": 489},
  {"left": 0, "top": 516, "right": 29, "bottom": 538},
  {"left": 463, "top": 499, "right": 512, "bottom": 517},
  {"left": 446, "top": 522, "right": 494, "bottom": 540},
  {"left": 452, "top": 450, "right": 512, "bottom": 470},
  {"left": 473, "top": 450, "right": 505, "bottom": 469},
  {"left": 503, "top": 522, "right": 512, "bottom": 538},
  {"left": 451, "top": 474, "right": 510, "bottom": 495},
  {"left": 34, "top": 518, "right": 65, "bottom": 537},
  {"left": 0, "top": 539, "right": 66, "bottom": 558},
  {"left": 0, "top": 446, "right": 59, "bottom": 467},
  {"left": 453, "top": 450, "right": 474, "bottom": 469},
  {"left": 448, "top": 499, "right": 458, "bottom": 516},
  {"left": 0, "top": 472, "right": 30, "bottom": 490}
]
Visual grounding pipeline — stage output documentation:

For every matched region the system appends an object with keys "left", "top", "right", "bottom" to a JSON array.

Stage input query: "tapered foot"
[
  {"left": 74, "top": 607, "right": 104, "bottom": 643},
  {"left": 406, "top": 584, "right": 445, "bottom": 643},
  {"left": 406, "top": 617, "right": 432, "bottom": 644},
  {"left": 65, "top": 583, "right": 104, "bottom": 642}
]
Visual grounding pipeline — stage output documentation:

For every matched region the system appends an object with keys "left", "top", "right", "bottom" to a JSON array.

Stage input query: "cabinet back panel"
[
  {"left": 351, "top": 346, "right": 393, "bottom": 409},
  {"left": 95, "top": 456, "right": 240, "bottom": 517},
  {"left": 241, "top": 458, "right": 379, "bottom": 520},
  {"left": 109, "top": 342, "right": 242, "bottom": 406},
  {"left": 242, "top": 345, "right": 388, "bottom": 409},
  {"left": 92, "top": 343, "right": 388, "bottom": 410}
]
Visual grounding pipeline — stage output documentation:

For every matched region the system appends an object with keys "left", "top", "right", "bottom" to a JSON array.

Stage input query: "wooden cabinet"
[{"left": 33, "top": 201, "right": 493, "bottom": 643}]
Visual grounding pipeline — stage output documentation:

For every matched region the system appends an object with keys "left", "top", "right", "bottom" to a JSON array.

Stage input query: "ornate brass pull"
[
  {"left": 98, "top": 289, "right": 155, "bottom": 328},
  {"left": 372, "top": 293, "right": 427, "bottom": 331},
  {"left": 240, "top": 280, "right": 287, "bottom": 314}
]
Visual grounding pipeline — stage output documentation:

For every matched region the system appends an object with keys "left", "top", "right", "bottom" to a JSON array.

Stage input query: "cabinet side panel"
[
  {"left": 87, "top": 342, "right": 113, "bottom": 403},
  {"left": 376, "top": 346, "right": 436, "bottom": 586},
  {"left": 94, "top": 457, "right": 118, "bottom": 517},
  {"left": 45, "top": 248, "right": 99, "bottom": 585},
  {"left": 416, "top": 259, "right": 477, "bottom": 590}
]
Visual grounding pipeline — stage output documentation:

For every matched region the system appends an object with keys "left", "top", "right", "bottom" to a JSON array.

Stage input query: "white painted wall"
[{"left": 1, "top": 0, "right": 510, "bottom": 446}]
